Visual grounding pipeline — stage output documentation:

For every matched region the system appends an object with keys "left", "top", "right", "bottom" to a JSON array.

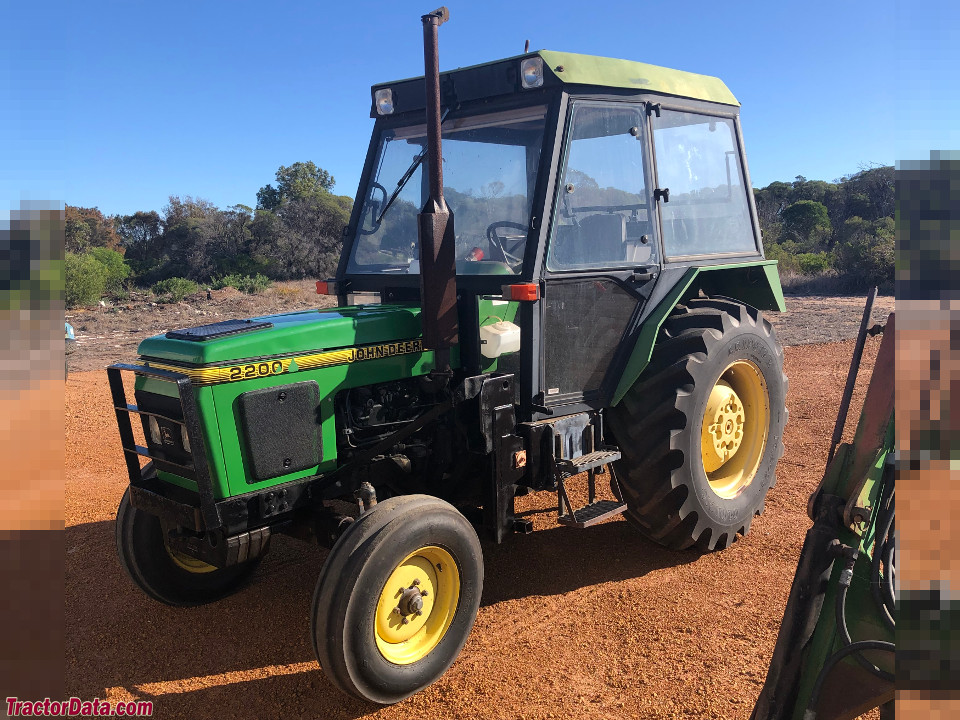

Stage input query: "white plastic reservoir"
[{"left": 479, "top": 320, "right": 521, "bottom": 359}]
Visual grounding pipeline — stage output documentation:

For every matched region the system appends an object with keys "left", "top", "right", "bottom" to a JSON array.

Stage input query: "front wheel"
[
  {"left": 608, "top": 297, "right": 787, "bottom": 551},
  {"left": 311, "top": 495, "right": 483, "bottom": 704},
  {"left": 115, "top": 482, "right": 260, "bottom": 606}
]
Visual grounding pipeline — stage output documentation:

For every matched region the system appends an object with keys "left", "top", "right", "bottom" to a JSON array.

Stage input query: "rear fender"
[{"left": 611, "top": 260, "right": 784, "bottom": 406}]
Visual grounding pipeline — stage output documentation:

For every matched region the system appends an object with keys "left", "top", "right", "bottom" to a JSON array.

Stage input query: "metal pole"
[
  {"left": 422, "top": 7, "right": 447, "bottom": 204},
  {"left": 416, "top": 7, "right": 458, "bottom": 364},
  {"left": 827, "top": 286, "right": 878, "bottom": 465}
]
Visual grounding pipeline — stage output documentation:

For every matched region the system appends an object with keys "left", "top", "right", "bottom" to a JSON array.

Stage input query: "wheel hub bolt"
[{"left": 396, "top": 585, "right": 425, "bottom": 618}]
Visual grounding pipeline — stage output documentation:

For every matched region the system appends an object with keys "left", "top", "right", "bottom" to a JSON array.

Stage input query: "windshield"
[{"left": 347, "top": 105, "right": 547, "bottom": 276}]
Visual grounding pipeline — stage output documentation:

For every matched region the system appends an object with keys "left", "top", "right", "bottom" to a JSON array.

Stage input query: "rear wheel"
[
  {"left": 311, "top": 495, "right": 483, "bottom": 704},
  {"left": 608, "top": 297, "right": 787, "bottom": 551},
  {"left": 115, "top": 477, "right": 260, "bottom": 606}
]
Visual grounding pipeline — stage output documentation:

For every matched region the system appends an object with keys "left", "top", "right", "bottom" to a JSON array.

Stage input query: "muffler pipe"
[{"left": 417, "top": 7, "right": 458, "bottom": 370}]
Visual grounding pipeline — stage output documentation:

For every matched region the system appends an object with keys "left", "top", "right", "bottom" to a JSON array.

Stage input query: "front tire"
[
  {"left": 609, "top": 297, "right": 787, "bottom": 551},
  {"left": 311, "top": 495, "right": 483, "bottom": 704},
  {"left": 115, "top": 483, "right": 260, "bottom": 606}
]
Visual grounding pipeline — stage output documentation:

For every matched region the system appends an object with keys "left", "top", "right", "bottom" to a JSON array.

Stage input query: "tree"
[
  {"left": 835, "top": 216, "right": 894, "bottom": 289},
  {"left": 163, "top": 196, "right": 218, "bottom": 227},
  {"left": 840, "top": 166, "right": 894, "bottom": 220},
  {"left": 481, "top": 181, "right": 505, "bottom": 199},
  {"left": 781, "top": 200, "right": 832, "bottom": 250},
  {"left": 753, "top": 166, "right": 894, "bottom": 287},
  {"left": 116, "top": 211, "right": 162, "bottom": 266},
  {"left": 65, "top": 206, "right": 122, "bottom": 253},
  {"left": 67, "top": 161, "right": 352, "bottom": 285},
  {"left": 264, "top": 192, "right": 352, "bottom": 278},
  {"left": 257, "top": 162, "right": 336, "bottom": 211}
]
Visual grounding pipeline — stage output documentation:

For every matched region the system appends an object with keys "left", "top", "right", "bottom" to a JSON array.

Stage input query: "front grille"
[{"left": 134, "top": 390, "right": 192, "bottom": 465}]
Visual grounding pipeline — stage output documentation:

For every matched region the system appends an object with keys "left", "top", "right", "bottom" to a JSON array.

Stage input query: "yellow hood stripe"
[{"left": 147, "top": 338, "right": 424, "bottom": 386}]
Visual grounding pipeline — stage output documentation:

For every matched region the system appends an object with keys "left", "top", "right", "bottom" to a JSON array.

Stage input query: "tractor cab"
[{"left": 333, "top": 50, "right": 767, "bottom": 421}]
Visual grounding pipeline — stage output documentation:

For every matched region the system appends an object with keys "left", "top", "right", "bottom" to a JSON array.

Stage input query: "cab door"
[{"left": 537, "top": 100, "right": 661, "bottom": 413}]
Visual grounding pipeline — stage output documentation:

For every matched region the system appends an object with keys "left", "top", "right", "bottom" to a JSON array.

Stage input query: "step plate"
[
  {"left": 556, "top": 449, "right": 622, "bottom": 479},
  {"left": 557, "top": 500, "right": 628, "bottom": 529}
]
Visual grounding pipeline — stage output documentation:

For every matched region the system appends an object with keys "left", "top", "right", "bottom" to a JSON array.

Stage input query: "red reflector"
[
  {"left": 316, "top": 281, "right": 327, "bottom": 295},
  {"left": 507, "top": 283, "right": 539, "bottom": 302}
]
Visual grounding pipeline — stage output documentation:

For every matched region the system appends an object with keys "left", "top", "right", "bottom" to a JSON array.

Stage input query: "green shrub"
[
  {"left": 152, "top": 277, "right": 199, "bottom": 303},
  {"left": 65, "top": 252, "right": 107, "bottom": 308},
  {"left": 795, "top": 252, "right": 832, "bottom": 275},
  {"left": 835, "top": 217, "right": 894, "bottom": 290},
  {"left": 763, "top": 242, "right": 798, "bottom": 273},
  {"left": 88, "top": 247, "right": 131, "bottom": 294},
  {"left": 211, "top": 273, "right": 272, "bottom": 294}
]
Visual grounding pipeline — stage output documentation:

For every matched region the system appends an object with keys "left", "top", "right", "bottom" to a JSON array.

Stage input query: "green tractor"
[{"left": 109, "top": 8, "right": 787, "bottom": 704}]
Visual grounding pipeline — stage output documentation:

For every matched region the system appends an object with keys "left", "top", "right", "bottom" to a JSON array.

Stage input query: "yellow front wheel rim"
[
  {"left": 165, "top": 544, "right": 218, "bottom": 574},
  {"left": 375, "top": 546, "right": 460, "bottom": 665},
  {"left": 701, "top": 360, "right": 770, "bottom": 499}
]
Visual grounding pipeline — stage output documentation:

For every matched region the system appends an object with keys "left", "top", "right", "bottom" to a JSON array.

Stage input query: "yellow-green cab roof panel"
[
  {"left": 537, "top": 50, "right": 739, "bottom": 106},
  {"left": 373, "top": 50, "right": 739, "bottom": 108}
]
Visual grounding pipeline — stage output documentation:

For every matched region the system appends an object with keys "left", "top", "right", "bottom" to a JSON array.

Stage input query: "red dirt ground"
[{"left": 64, "top": 298, "right": 888, "bottom": 719}]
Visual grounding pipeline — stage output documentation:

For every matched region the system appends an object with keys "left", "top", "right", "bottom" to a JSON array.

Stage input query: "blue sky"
[{"left": 3, "top": 0, "right": 956, "bottom": 217}]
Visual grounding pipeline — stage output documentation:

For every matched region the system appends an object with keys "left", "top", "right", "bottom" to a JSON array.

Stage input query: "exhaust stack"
[{"left": 417, "top": 7, "right": 458, "bottom": 368}]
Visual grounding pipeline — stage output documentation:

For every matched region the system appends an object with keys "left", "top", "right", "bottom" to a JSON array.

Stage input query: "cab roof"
[
  {"left": 536, "top": 50, "right": 738, "bottom": 106},
  {"left": 371, "top": 49, "right": 739, "bottom": 113}
]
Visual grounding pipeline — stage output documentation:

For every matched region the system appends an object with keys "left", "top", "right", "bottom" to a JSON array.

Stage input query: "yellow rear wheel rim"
[
  {"left": 375, "top": 546, "right": 460, "bottom": 665},
  {"left": 700, "top": 360, "right": 770, "bottom": 499},
  {"left": 165, "top": 544, "right": 217, "bottom": 574}
]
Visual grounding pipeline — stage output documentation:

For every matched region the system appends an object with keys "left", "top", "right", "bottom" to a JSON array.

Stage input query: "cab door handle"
[{"left": 631, "top": 266, "right": 657, "bottom": 283}]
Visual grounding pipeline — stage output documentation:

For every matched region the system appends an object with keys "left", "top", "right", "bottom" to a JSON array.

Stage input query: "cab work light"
[
  {"left": 375, "top": 88, "right": 395, "bottom": 115},
  {"left": 520, "top": 57, "right": 544, "bottom": 89}
]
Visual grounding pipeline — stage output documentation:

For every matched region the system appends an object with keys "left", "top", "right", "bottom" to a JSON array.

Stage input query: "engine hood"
[{"left": 137, "top": 304, "right": 424, "bottom": 366}]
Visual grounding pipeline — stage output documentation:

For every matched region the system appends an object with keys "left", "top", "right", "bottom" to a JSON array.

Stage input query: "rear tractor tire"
[
  {"left": 311, "top": 495, "right": 483, "bottom": 704},
  {"left": 609, "top": 297, "right": 787, "bottom": 551}
]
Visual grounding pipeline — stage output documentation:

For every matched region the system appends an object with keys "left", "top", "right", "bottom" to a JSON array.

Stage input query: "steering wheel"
[
  {"left": 486, "top": 221, "right": 528, "bottom": 266},
  {"left": 358, "top": 182, "right": 388, "bottom": 235}
]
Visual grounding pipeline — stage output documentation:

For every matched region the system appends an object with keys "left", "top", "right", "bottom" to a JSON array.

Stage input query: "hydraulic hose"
[
  {"left": 803, "top": 640, "right": 896, "bottom": 720},
  {"left": 815, "top": 468, "right": 896, "bottom": 716},
  {"left": 871, "top": 487, "right": 896, "bottom": 631}
]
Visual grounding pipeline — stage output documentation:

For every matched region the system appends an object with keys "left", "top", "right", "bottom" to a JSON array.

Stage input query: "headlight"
[
  {"left": 148, "top": 416, "right": 162, "bottom": 445},
  {"left": 375, "top": 88, "right": 394, "bottom": 115},
  {"left": 520, "top": 57, "right": 544, "bottom": 89},
  {"left": 181, "top": 425, "right": 192, "bottom": 454}
]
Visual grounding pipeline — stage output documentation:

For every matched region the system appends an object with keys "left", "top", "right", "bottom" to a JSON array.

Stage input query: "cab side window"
[
  {"left": 547, "top": 103, "right": 657, "bottom": 271},
  {"left": 652, "top": 111, "right": 757, "bottom": 258}
]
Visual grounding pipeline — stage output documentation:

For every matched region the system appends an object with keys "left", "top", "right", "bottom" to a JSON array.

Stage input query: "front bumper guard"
[
  {"left": 107, "top": 363, "right": 222, "bottom": 531},
  {"left": 107, "top": 362, "right": 351, "bottom": 565}
]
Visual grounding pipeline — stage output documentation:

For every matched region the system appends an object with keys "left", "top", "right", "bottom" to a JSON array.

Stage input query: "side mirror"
[{"left": 359, "top": 183, "right": 388, "bottom": 235}]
